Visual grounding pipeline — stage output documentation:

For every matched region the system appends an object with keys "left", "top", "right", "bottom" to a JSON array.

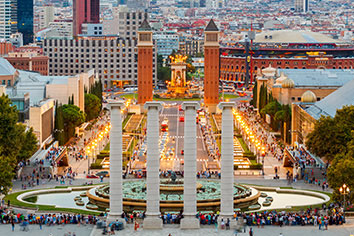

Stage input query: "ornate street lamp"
[{"left": 339, "top": 184, "right": 350, "bottom": 220}]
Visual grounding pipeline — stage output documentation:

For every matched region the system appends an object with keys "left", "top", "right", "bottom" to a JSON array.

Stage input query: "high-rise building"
[
  {"left": 17, "top": 0, "right": 34, "bottom": 45},
  {"left": 117, "top": 9, "right": 148, "bottom": 40},
  {"left": 73, "top": 0, "right": 100, "bottom": 36},
  {"left": 38, "top": 6, "right": 55, "bottom": 30},
  {"left": 0, "top": 0, "right": 17, "bottom": 40},
  {"left": 295, "top": 0, "right": 309, "bottom": 12}
]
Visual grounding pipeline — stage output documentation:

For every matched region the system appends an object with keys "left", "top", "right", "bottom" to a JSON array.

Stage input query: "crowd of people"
[{"left": 0, "top": 205, "right": 98, "bottom": 232}]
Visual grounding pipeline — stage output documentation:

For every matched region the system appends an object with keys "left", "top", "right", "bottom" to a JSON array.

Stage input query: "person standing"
[
  {"left": 11, "top": 219, "right": 14, "bottom": 232},
  {"left": 249, "top": 227, "right": 253, "bottom": 236}
]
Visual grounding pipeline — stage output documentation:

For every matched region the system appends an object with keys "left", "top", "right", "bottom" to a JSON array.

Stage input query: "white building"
[
  {"left": 0, "top": 0, "right": 17, "bottom": 40},
  {"left": 38, "top": 6, "right": 55, "bottom": 30}
]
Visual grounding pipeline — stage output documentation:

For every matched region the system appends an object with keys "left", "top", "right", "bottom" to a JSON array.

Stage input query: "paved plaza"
[
  {"left": 88, "top": 219, "right": 354, "bottom": 236},
  {"left": 0, "top": 224, "right": 93, "bottom": 236}
]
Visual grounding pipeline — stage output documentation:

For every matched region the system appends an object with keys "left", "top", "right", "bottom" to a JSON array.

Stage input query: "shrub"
[
  {"left": 153, "top": 94, "right": 160, "bottom": 98},
  {"left": 192, "top": 94, "right": 199, "bottom": 98},
  {"left": 90, "top": 163, "right": 102, "bottom": 169},
  {"left": 249, "top": 163, "right": 263, "bottom": 170}
]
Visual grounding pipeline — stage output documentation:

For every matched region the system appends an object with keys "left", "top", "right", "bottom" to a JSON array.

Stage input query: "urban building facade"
[
  {"left": 17, "top": 0, "right": 34, "bottom": 45},
  {"left": 37, "top": 6, "right": 55, "bottom": 30},
  {"left": 42, "top": 36, "right": 156, "bottom": 89},
  {"left": 117, "top": 10, "right": 148, "bottom": 40},
  {"left": 0, "top": 0, "right": 17, "bottom": 40},
  {"left": 73, "top": 0, "right": 100, "bottom": 36},
  {"left": 154, "top": 31, "right": 179, "bottom": 57},
  {"left": 295, "top": 0, "right": 309, "bottom": 12},
  {"left": 5, "top": 51, "right": 49, "bottom": 75}
]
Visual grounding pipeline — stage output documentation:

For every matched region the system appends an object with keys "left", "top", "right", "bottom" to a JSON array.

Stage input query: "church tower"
[
  {"left": 137, "top": 19, "right": 153, "bottom": 105},
  {"left": 204, "top": 19, "right": 220, "bottom": 112}
]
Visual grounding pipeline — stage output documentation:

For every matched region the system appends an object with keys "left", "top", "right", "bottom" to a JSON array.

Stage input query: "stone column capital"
[
  {"left": 144, "top": 101, "right": 163, "bottom": 111},
  {"left": 108, "top": 101, "right": 125, "bottom": 110},
  {"left": 218, "top": 102, "right": 235, "bottom": 110},
  {"left": 182, "top": 101, "right": 200, "bottom": 110}
]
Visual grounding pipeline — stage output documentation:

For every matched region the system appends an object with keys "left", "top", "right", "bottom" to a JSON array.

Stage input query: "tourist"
[
  {"left": 214, "top": 220, "right": 218, "bottom": 232},
  {"left": 220, "top": 218, "right": 225, "bottom": 229},
  {"left": 11, "top": 219, "right": 14, "bottom": 231},
  {"left": 226, "top": 218, "right": 230, "bottom": 230},
  {"left": 249, "top": 227, "right": 253, "bottom": 236}
]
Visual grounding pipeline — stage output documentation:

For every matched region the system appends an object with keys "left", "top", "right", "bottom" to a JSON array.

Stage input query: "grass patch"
[
  {"left": 5, "top": 189, "right": 101, "bottom": 215},
  {"left": 23, "top": 196, "right": 37, "bottom": 203},
  {"left": 120, "top": 93, "right": 137, "bottom": 100},
  {"left": 237, "top": 137, "right": 250, "bottom": 152},
  {"left": 153, "top": 97, "right": 201, "bottom": 101},
  {"left": 103, "top": 143, "right": 110, "bottom": 151},
  {"left": 122, "top": 113, "right": 133, "bottom": 129},
  {"left": 219, "top": 93, "right": 239, "bottom": 99}
]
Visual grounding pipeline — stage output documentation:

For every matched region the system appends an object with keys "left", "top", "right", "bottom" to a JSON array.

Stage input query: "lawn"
[
  {"left": 219, "top": 93, "right": 239, "bottom": 99},
  {"left": 153, "top": 97, "right": 201, "bottom": 101},
  {"left": 120, "top": 93, "right": 138, "bottom": 100},
  {"left": 4, "top": 189, "right": 101, "bottom": 215},
  {"left": 237, "top": 137, "right": 250, "bottom": 152}
]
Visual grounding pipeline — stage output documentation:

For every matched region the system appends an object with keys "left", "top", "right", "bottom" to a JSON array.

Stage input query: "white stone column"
[
  {"left": 218, "top": 102, "right": 235, "bottom": 221},
  {"left": 107, "top": 101, "right": 125, "bottom": 223},
  {"left": 143, "top": 102, "right": 163, "bottom": 229},
  {"left": 181, "top": 102, "right": 200, "bottom": 229}
]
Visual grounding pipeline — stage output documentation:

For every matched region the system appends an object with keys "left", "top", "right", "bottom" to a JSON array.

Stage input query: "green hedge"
[
  {"left": 243, "top": 152, "right": 256, "bottom": 160},
  {"left": 96, "top": 153, "right": 109, "bottom": 159},
  {"left": 249, "top": 163, "right": 263, "bottom": 170},
  {"left": 90, "top": 163, "right": 103, "bottom": 169}
]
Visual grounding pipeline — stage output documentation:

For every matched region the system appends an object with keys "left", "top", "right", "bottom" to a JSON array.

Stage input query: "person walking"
[
  {"left": 214, "top": 220, "right": 218, "bottom": 232},
  {"left": 249, "top": 227, "right": 253, "bottom": 236}
]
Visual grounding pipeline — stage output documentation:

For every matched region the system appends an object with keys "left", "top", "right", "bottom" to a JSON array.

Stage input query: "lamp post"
[{"left": 339, "top": 184, "right": 350, "bottom": 221}]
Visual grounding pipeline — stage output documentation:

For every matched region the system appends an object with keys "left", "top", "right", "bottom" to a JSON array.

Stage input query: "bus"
[{"left": 161, "top": 118, "right": 168, "bottom": 132}]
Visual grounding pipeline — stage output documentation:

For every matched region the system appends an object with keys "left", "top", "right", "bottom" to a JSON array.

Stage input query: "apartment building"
[{"left": 42, "top": 36, "right": 156, "bottom": 89}]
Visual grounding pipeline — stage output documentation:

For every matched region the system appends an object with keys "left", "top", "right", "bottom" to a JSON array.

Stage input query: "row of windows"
[
  {"left": 47, "top": 47, "right": 135, "bottom": 53},
  {"left": 45, "top": 39, "right": 137, "bottom": 48}
]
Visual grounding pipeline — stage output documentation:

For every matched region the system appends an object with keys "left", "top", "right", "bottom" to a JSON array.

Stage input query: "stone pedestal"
[
  {"left": 180, "top": 102, "right": 200, "bottom": 229},
  {"left": 143, "top": 102, "right": 163, "bottom": 229},
  {"left": 107, "top": 101, "right": 125, "bottom": 223},
  {"left": 218, "top": 102, "right": 236, "bottom": 220}
]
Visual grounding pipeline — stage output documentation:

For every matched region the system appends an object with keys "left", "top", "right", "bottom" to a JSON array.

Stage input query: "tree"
[
  {"left": 250, "top": 81, "right": 257, "bottom": 107},
  {"left": 0, "top": 95, "right": 38, "bottom": 193},
  {"left": 327, "top": 135, "right": 354, "bottom": 202},
  {"left": 306, "top": 106, "right": 354, "bottom": 160},
  {"left": 85, "top": 93, "right": 101, "bottom": 121},
  {"left": 54, "top": 103, "right": 65, "bottom": 145},
  {"left": 157, "top": 66, "right": 171, "bottom": 82},
  {"left": 17, "top": 126, "right": 38, "bottom": 162},
  {"left": 261, "top": 101, "right": 281, "bottom": 117},
  {"left": 62, "top": 104, "right": 86, "bottom": 142},
  {"left": 0, "top": 152, "right": 15, "bottom": 195}
]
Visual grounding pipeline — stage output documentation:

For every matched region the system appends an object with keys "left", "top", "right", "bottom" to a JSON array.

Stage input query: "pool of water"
[
  {"left": 258, "top": 191, "right": 324, "bottom": 210},
  {"left": 33, "top": 191, "right": 90, "bottom": 210},
  {"left": 22, "top": 188, "right": 327, "bottom": 212}
]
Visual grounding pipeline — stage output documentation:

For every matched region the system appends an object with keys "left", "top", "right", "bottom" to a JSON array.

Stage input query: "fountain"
[
  {"left": 86, "top": 179, "right": 260, "bottom": 213},
  {"left": 164, "top": 55, "right": 192, "bottom": 98}
]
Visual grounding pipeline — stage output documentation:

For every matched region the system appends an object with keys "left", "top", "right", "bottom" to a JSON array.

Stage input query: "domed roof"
[
  {"left": 275, "top": 72, "right": 287, "bottom": 85},
  {"left": 262, "top": 64, "right": 276, "bottom": 77},
  {"left": 301, "top": 90, "right": 317, "bottom": 103},
  {"left": 281, "top": 77, "right": 295, "bottom": 88}
]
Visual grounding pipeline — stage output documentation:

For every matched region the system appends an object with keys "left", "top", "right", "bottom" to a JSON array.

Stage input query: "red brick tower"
[
  {"left": 137, "top": 20, "right": 153, "bottom": 105},
  {"left": 204, "top": 19, "right": 220, "bottom": 112}
]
